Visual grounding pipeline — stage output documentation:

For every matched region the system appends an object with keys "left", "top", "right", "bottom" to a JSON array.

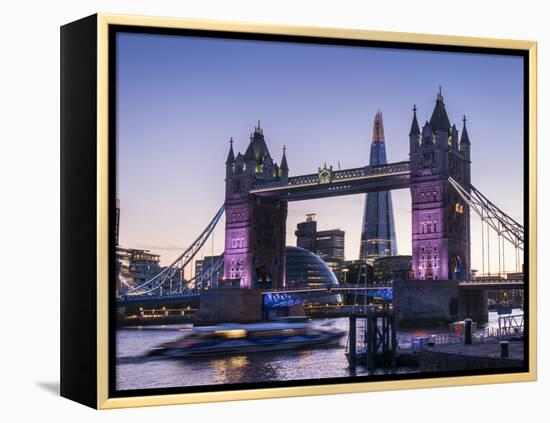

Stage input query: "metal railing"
[
  {"left": 251, "top": 161, "right": 411, "bottom": 191},
  {"left": 397, "top": 320, "right": 524, "bottom": 351}
]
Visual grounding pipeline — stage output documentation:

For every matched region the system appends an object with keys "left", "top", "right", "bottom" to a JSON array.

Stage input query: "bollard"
[
  {"left": 500, "top": 341, "right": 510, "bottom": 358},
  {"left": 349, "top": 315, "right": 357, "bottom": 371},
  {"left": 464, "top": 318, "right": 472, "bottom": 345}
]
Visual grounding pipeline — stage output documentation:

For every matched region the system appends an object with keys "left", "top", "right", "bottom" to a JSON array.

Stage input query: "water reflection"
[{"left": 116, "top": 311, "right": 522, "bottom": 391}]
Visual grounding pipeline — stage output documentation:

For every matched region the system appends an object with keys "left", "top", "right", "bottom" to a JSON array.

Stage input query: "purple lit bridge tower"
[
  {"left": 223, "top": 122, "right": 289, "bottom": 290},
  {"left": 409, "top": 89, "right": 471, "bottom": 281}
]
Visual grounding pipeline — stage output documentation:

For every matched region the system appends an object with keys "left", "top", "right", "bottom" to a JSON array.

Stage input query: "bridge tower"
[
  {"left": 224, "top": 122, "right": 288, "bottom": 289},
  {"left": 409, "top": 89, "right": 471, "bottom": 280}
]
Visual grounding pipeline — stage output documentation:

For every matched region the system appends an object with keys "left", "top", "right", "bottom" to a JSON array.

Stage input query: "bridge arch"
[{"left": 255, "top": 265, "right": 273, "bottom": 289}]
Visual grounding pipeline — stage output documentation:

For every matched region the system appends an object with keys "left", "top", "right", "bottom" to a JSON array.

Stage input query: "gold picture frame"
[{"left": 61, "top": 13, "right": 537, "bottom": 409}]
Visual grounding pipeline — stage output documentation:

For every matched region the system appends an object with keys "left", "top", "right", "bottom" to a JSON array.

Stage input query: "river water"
[{"left": 116, "top": 310, "right": 522, "bottom": 391}]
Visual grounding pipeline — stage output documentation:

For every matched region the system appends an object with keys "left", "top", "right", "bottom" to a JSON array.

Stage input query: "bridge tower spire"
[
  {"left": 409, "top": 104, "right": 421, "bottom": 154},
  {"left": 460, "top": 115, "right": 471, "bottom": 158},
  {"left": 225, "top": 137, "right": 235, "bottom": 177},
  {"left": 280, "top": 145, "right": 289, "bottom": 181},
  {"left": 410, "top": 90, "right": 471, "bottom": 280}
]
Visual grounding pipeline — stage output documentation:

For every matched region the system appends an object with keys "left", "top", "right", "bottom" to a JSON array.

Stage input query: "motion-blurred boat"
[{"left": 149, "top": 318, "right": 345, "bottom": 357}]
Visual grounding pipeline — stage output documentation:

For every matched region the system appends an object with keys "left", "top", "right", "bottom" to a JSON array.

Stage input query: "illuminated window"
[{"left": 455, "top": 203, "right": 464, "bottom": 214}]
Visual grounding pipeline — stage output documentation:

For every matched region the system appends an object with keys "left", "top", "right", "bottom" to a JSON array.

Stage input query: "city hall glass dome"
[
  {"left": 285, "top": 246, "right": 342, "bottom": 305},
  {"left": 285, "top": 246, "right": 339, "bottom": 287}
]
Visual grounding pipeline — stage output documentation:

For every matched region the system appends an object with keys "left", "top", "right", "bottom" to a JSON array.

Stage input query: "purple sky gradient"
[{"left": 116, "top": 32, "right": 524, "bottom": 275}]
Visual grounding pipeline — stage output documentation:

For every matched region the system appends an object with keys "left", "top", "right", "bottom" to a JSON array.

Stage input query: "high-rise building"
[
  {"left": 341, "top": 260, "right": 373, "bottom": 284},
  {"left": 116, "top": 248, "right": 186, "bottom": 295},
  {"left": 359, "top": 111, "right": 398, "bottom": 260},
  {"left": 372, "top": 255, "right": 412, "bottom": 284},
  {"left": 294, "top": 215, "right": 345, "bottom": 281},
  {"left": 295, "top": 213, "right": 317, "bottom": 251},
  {"left": 315, "top": 229, "right": 345, "bottom": 280},
  {"left": 116, "top": 248, "right": 161, "bottom": 295}
]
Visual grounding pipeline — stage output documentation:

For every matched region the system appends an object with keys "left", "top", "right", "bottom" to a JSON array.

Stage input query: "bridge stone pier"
[
  {"left": 458, "top": 288, "right": 489, "bottom": 324},
  {"left": 393, "top": 280, "right": 460, "bottom": 328},
  {"left": 393, "top": 280, "right": 489, "bottom": 328},
  {"left": 198, "top": 287, "right": 264, "bottom": 323}
]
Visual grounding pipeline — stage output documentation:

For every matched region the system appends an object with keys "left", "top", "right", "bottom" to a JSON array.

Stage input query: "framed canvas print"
[{"left": 60, "top": 14, "right": 537, "bottom": 409}]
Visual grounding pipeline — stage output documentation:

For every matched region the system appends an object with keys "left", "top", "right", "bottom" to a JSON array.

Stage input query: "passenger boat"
[{"left": 149, "top": 318, "right": 345, "bottom": 357}]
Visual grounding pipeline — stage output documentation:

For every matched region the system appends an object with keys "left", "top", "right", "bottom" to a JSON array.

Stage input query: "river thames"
[{"left": 116, "top": 310, "right": 521, "bottom": 391}]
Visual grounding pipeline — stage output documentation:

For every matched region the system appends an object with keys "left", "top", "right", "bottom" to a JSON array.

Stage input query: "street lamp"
[{"left": 342, "top": 268, "right": 349, "bottom": 284}]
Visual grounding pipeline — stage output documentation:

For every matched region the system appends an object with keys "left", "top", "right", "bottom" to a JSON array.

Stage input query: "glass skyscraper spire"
[{"left": 359, "top": 111, "right": 398, "bottom": 260}]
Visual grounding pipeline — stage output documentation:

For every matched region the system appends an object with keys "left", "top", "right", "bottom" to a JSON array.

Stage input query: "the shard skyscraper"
[{"left": 359, "top": 111, "right": 398, "bottom": 260}]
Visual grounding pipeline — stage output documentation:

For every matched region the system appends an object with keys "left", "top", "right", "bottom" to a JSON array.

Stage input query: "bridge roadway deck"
[
  {"left": 262, "top": 279, "right": 524, "bottom": 295},
  {"left": 261, "top": 283, "right": 392, "bottom": 295},
  {"left": 458, "top": 279, "right": 524, "bottom": 290},
  {"left": 116, "top": 279, "right": 524, "bottom": 306}
]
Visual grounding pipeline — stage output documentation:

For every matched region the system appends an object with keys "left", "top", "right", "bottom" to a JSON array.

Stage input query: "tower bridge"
[
  {"left": 119, "top": 89, "right": 524, "bottom": 327},
  {"left": 222, "top": 90, "right": 473, "bottom": 290}
]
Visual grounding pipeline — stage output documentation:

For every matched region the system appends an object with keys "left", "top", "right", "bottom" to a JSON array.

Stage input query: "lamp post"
[{"left": 342, "top": 268, "right": 349, "bottom": 284}]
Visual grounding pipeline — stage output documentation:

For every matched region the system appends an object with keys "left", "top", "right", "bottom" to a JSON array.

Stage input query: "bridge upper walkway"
[{"left": 249, "top": 161, "right": 411, "bottom": 201}]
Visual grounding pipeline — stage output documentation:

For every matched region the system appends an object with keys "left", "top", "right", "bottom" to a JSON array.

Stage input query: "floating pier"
[{"left": 420, "top": 339, "right": 524, "bottom": 371}]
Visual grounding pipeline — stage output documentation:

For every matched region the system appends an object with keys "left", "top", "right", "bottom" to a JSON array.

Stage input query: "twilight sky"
[{"left": 116, "top": 32, "right": 524, "bottom": 276}]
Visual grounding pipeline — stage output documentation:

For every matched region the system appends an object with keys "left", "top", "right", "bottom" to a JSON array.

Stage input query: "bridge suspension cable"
[
  {"left": 125, "top": 205, "right": 225, "bottom": 296},
  {"left": 481, "top": 208, "right": 485, "bottom": 275},
  {"left": 448, "top": 177, "right": 524, "bottom": 250}
]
